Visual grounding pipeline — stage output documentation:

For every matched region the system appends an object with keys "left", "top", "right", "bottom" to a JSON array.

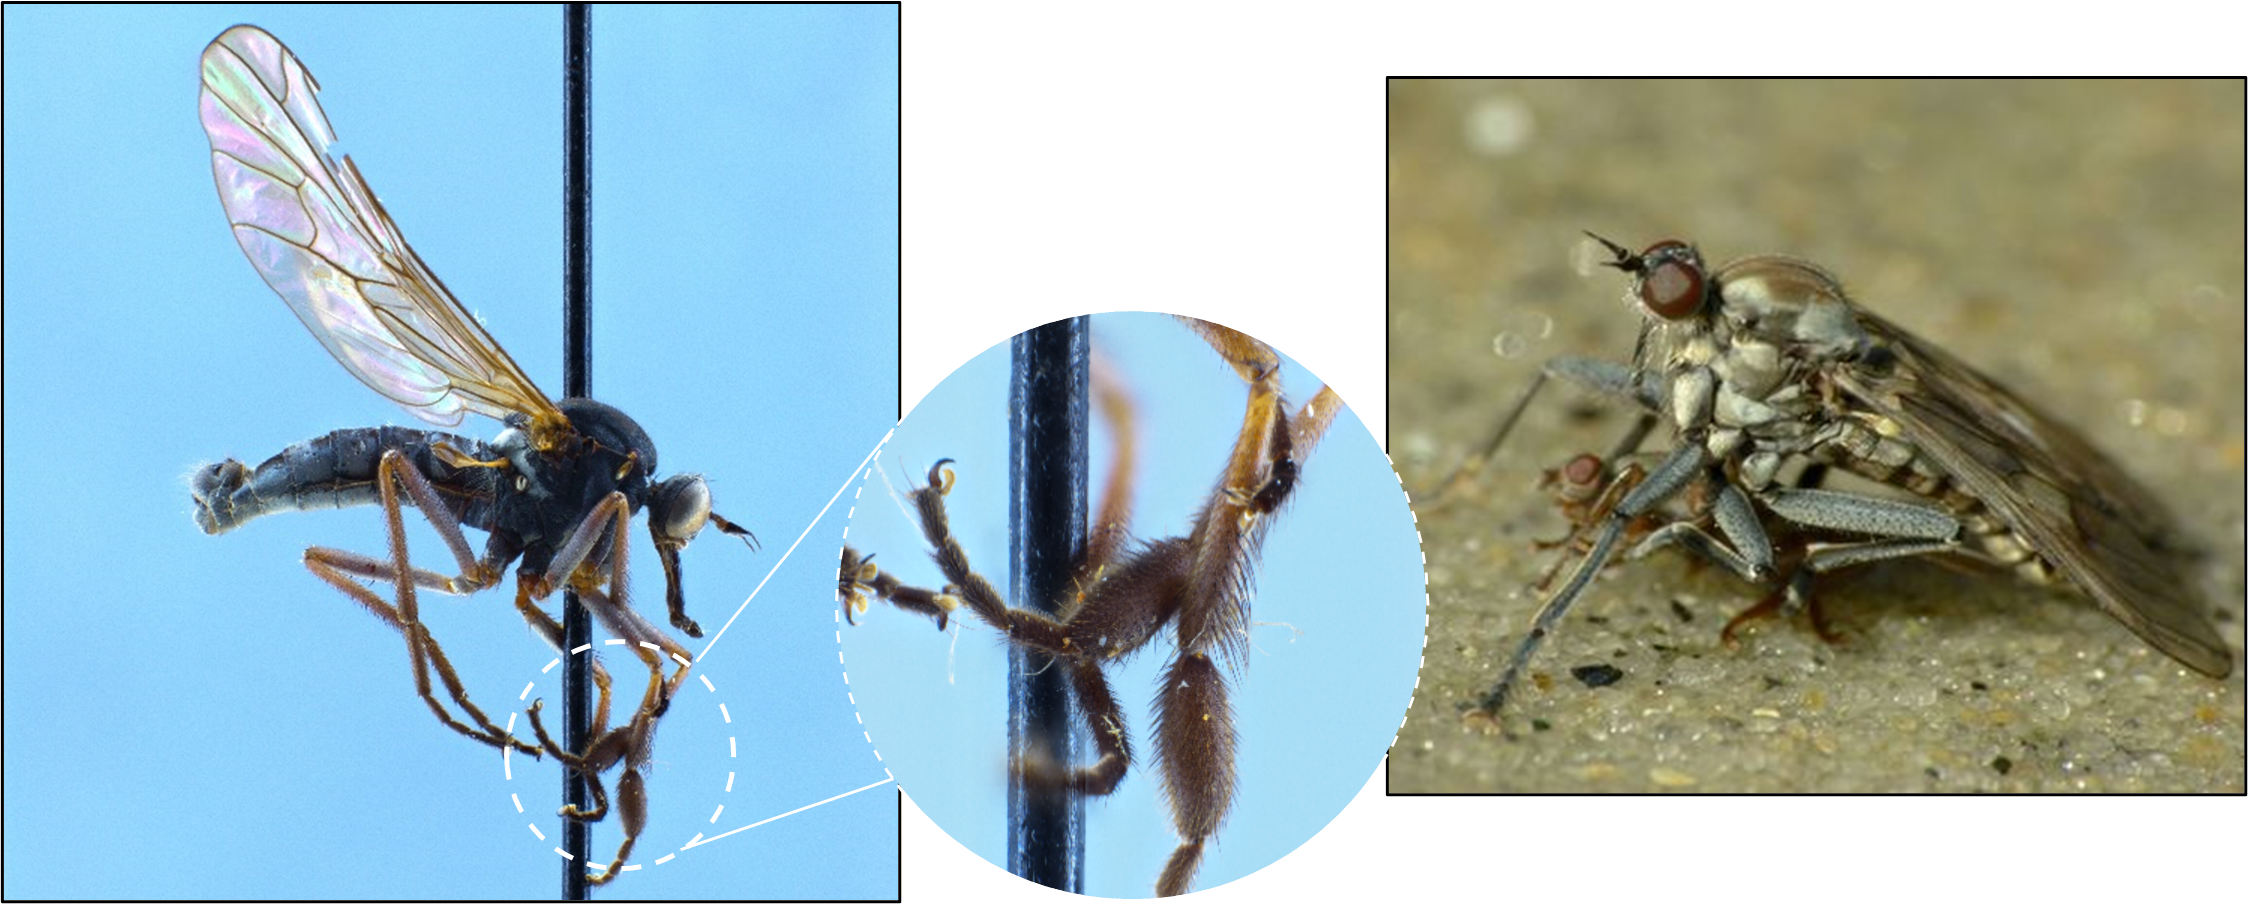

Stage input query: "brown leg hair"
[
  {"left": 300, "top": 450, "right": 537, "bottom": 756},
  {"left": 294, "top": 450, "right": 695, "bottom": 886},
  {"left": 850, "top": 319, "right": 1344, "bottom": 896},
  {"left": 513, "top": 492, "right": 687, "bottom": 886}
]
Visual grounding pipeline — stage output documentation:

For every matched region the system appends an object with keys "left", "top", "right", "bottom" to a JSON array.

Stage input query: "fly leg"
[
  {"left": 300, "top": 449, "right": 537, "bottom": 756},
  {"left": 1720, "top": 537, "right": 1964, "bottom": 645},
  {"left": 521, "top": 493, "right": 683, "bottom": 886},
  {"left": 1612, "top": 483, "right": 1962, "bottom": 647},
  {"left": 1510, "top": 452, "right": 1843, "bottom": 643},
  {"left": 1618, "top": 514, "right": 1840, "bottom": 645},
  {"left": 1592, "top": 480, "right": 1840, "bottom": 641},
  {"left": 525, "top": 698, "right": 646, "bottom": 886},
  {"left": 852, "top": 364, "right": 1157, "bottom": 795},
  {"left": 1436, "top": 355, "right": 1662, "bottom": 501},
  {"left": 1465, "top": 440, "right": 1709, "bottom": 726},
  {"left": 839, "top": 348, "right": 1145, "bottom": 634},
  {"left": 1712, "top": 487, "right": 1963, "bottom": 645},
  {"left": 1575, "top": 472, "right": 1959, "bottom": 649},
  {"left": 527, "top": 492, "right": 699, "bottom": 710},
  {"left": 838, "top": 545, "right": 962, "bottom": 628},
  {"left": 506, "top": 580, "right": 619, "bottom": 761},
  {"left": 1150, "top": 335, "right": 1329, "bottom": 897},
  {"left": 1622, "top": 481, "right": 1778, "bottom": 581},
  {"left": 1753, "top": 488, "right": 1963, "bottom": 610},
  {"left": 904, "top": 461, "right": 1171, "bottom": 794},
  {"left": 1151, "top": 647, "right": 1233, "bottom": 898},
  {"left": 1530, "top": 456, "right": 1650, "bottom": 591}
]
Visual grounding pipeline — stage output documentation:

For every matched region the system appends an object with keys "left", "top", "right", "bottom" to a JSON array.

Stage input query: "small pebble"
[
  {"left": 1649, "top": 767, "right": 1699, "bottom": 787},
  {"left": 1571, "top": 664, "right": 1624, "bottom": 688}
]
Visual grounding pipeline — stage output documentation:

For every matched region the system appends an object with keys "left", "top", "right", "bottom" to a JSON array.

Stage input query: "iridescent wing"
[
  {"left": 198, "top": 25, "right": 565, "bottom": 437},
  {"left": 1832, "top": 308, "right": 2233, "bottom": 677}
]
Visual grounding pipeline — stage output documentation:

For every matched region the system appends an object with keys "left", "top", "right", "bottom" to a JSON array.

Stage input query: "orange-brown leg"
[
  {"left": 1720, "top": 553, "right": 1848, "bottom": 647},
  {"left": 539, "top": 494, "right": 693, "bottom": 730},
  {"left": 1157, "top": 325, "right": 1334, "bottom": 896},
  {"left": 523, "top": 493, "right": 692, "bottom": 883},
  {"left": 525, "top": 699, "right": 646, "bottom": 885},
  {"left": 300, "top": 450, "right": 534, "bottom": 756},
  {"left": 838, "top": 545, "right": 960, "bottom": 629}
]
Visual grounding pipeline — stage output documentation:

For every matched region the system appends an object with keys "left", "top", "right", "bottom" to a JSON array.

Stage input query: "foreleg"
[{"left": 838, "top": 545, "right": 960, "bottom": 629}]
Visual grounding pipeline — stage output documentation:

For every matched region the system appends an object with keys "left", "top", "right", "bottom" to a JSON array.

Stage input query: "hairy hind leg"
[
  {"left": 301, "top": 449, "right": 535, "bottom": 756},
  {"left": 1151, "top": 650, "right": 1235, "bottom": 897},
  {"left": 522, "top": 494, "right": 689, "bottom": 882}
]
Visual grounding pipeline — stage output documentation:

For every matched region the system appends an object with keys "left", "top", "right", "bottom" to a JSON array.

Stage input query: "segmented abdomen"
[{"left": 190, "top": 426, "right": 502, "bottom": 535}]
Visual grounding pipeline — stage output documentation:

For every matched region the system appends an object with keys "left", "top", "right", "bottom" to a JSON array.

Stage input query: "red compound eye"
[
  {"left": 1635, "top": 240, "right": 1706, "bottom": 321},
  {"left": 1550, "top": 453, "right": 1606, "bottom": 505}
]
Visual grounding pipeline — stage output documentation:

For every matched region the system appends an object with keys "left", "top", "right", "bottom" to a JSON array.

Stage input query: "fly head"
[{"left": 1587, "top": 233, "right": 1712, "bottom": 323}]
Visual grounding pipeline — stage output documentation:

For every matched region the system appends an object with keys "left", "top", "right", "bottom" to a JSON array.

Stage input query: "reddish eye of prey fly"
[
  {"left": 1554, "top": 453, "right": 1606, "bottom": 504},
  {"left": 1635, "top": 239, "right": 1707, "bottom": 320}
]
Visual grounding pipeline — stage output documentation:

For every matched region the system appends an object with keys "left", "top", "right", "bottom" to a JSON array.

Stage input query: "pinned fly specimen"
[
  {"left": 189, "top": 26, "right": 752, "bottom": 882},
  {"left": 1455, "top": 234, "right": 2234, "bottom": 725}
]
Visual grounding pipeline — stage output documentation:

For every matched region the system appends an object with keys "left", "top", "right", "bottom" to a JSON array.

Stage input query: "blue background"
[{"left": 4, "top": 5, "right": 900, "bottom": 899}]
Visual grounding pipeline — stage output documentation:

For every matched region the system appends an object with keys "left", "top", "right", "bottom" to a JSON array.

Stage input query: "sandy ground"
[{"left": 1388, "top": 79, "right": 2243, "bottom": 793}]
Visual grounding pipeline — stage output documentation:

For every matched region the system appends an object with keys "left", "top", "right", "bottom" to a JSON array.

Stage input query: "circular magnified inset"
[{"left": 837, "top": 312, "right": 1424, "bottom": 897}]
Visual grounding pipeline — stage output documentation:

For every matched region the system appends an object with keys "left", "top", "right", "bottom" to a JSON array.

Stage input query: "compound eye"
[
  {"left": 648, "top": 474, "right": 713, "bottom": 546},
  {"left": 1635, "top": 240, "right": 1706, "bottom": 321},
  {"left": 1559, "top": 453, "right": 1605, "bottom": 496}
]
